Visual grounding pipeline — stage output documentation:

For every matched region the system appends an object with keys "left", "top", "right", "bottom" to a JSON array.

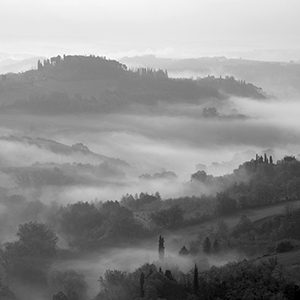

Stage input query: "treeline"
[
  {"left": 198, "top": 75, "right": 267, "bottom": 99},
  {"left": 8, "top": 161, "right": 126, "bottom": 188},
  {"left": 95, "top": 258, "right": 300, "bottom": 300},
  {"left": 35, "top": 55, "right": 128, "bottom": 81},
  {"left": 191, "top": 155, "right": 300, "bottom": 216},
  {"left": 57, "top": 201, "right": 148, "bottom": 250},
  {"left": 215, "top": 155, "right": 300, "bottom": 213}
]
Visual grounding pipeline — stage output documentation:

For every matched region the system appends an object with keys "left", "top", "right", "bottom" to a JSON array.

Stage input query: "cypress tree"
[{"left": 193, "top": 264, "right": 199, "bottom": 295}]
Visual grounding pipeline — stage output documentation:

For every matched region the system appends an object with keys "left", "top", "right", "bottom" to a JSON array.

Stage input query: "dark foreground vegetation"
[
  {"left": 1, "top": 155, "right": 300, "bottom": 299},
  {"left": 94, "top": 256, "right": 300, "bottom": 300}
]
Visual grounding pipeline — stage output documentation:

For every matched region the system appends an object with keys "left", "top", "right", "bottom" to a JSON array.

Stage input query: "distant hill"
[
  {"left": 0, "top": 135, "right": 130, "bottom": 188},
  {"left": 121, "top": 55, "right": 300, "bottom": 98},
  {"left": 0, "top": 55, "right": 267, "bottom": 114},
  {"left": 0, "top": 135, "right": 129, "bottom": 167}
]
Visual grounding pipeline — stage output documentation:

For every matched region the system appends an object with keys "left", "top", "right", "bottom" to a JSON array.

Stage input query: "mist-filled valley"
[{"left": 0, "top": 55, "right": 300, "bottom": 300}]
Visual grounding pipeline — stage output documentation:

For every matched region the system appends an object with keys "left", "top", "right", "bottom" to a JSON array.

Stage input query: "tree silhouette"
[
  {"left": 193, "top": 264, "right": 199, "bottom": 295},
  {"left": 264, "top": 153, "right": 269, "bottom": 163}
]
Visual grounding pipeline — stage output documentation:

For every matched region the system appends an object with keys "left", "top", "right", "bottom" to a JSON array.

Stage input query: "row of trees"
[
  {"left": 191, "top": 156, "right": 300, "bottom": 216},
  {"left": 95, "top": 257, "right": 300, "bottom": 300},
  {"left": 36, "top": 55, "right": 127, "bottom": 81}
]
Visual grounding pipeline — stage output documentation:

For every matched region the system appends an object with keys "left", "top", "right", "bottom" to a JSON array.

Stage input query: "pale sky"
[{"left": 1, "top": 0, "right": 300, "bottom": 60}]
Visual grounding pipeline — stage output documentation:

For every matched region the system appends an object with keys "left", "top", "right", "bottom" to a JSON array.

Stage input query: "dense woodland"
[{"left": 1, "top": 155, "right": 300, "bottom": 299}]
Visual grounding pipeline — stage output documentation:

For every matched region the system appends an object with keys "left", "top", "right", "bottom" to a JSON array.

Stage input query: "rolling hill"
[{"left": 0, "top": 55, "right": 267, "bottom": 114}]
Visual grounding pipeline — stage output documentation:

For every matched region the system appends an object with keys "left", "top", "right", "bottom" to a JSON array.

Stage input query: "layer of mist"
[{"left": 0, "top": 97, "right": 300, "bottom": 205}]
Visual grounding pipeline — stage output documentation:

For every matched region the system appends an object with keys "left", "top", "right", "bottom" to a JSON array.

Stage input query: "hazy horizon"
[{"left": 1, "top": 0, "right": 300, "bottom": 62}]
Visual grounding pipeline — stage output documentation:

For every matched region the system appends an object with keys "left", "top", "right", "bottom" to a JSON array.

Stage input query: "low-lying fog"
[
  {"left": 53, "top": 246, "right": 244, "bottom": 298},
  {"left": 0, "top": 97, "right": 300, "bottom": 203}
]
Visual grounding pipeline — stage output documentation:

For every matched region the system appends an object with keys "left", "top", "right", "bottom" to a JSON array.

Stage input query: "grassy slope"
[
  {"left": 251, "top": 248, "right": 300, "bottom": 284},
  {"left": 160, "top": 200, "right": 300, "bottom": 252}
]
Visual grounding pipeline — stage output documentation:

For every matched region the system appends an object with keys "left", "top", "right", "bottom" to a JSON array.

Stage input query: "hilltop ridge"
[{"left": 0, "top": 55, "right": 267, "bottom": 115}]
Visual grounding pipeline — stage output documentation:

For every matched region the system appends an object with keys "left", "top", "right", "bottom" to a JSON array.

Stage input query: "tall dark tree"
[
  {"left": 270, "top": 155, "right": 273, "bottom": 164},
  {"left": 193, "top": 264, "right": 199, "bottom": 295},
  {"left": 140, "top": 272, "right": 145, "bottom": 298},
  {"left": 158, "top": 235, "right": 165, "bottom": 261}
]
